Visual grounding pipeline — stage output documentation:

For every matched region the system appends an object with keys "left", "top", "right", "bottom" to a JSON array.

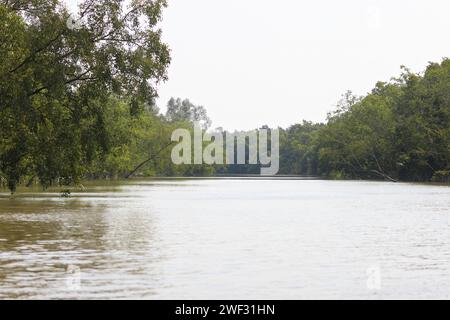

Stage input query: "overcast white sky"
[{"left": 68, "top": 0, "right": 450, "bottom": 130}]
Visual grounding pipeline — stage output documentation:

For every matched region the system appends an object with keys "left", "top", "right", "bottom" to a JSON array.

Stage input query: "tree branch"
[{"left": 125, "top": 141, "right": 175, "bottom": 179}]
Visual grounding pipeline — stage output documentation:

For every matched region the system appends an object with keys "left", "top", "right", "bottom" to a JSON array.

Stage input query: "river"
[{"left": 0, "top": 179, "right": 449, "bottom": 299}]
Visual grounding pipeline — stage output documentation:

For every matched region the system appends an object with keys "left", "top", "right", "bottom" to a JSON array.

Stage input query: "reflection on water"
[{"left": 0, "top": 179, "right": 449, "bottom": 299}]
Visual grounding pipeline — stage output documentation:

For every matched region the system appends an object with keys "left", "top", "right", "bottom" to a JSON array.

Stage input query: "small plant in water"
[{"left": 61, "top": 189, "right": 71, "bottom": 198}]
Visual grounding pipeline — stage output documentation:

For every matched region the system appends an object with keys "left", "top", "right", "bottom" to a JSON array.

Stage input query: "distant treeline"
[
  {"left": 173, "top": 59, "right": 450, "bottom": 183},
  {"left": 106, "top": 55, "right": 450, "bottom": 183}
]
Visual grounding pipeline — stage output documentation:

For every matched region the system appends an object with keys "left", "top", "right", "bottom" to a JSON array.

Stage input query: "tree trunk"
[{"left": 370, "top": 170, "right": 398, "bottom": 182}]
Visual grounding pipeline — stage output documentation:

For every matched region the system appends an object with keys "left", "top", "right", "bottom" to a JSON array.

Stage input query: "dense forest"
[
  {"left": 279, "top": 60, "right": 450, "bottom": 183},
  {"left": 1, "top": 1, "right": 449, "bottom": 193}
]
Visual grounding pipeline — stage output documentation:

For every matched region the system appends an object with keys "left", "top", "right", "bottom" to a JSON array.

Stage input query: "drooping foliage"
[{"left": 0, "top": 0, "right": 170, "bottom": 191}]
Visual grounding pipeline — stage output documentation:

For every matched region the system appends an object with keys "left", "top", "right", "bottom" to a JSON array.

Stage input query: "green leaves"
[
  {"left": 279, "top": 59, "right": 449, "bottom": 182},
  {"left": 316, "top": 59, "right": 450, "bottom": 181},
  {"left": 0, "top": 0, "right": 170, "bottom": 192},
  {"left": 165, "top": 98, "right": 212, "bottom": 130}
]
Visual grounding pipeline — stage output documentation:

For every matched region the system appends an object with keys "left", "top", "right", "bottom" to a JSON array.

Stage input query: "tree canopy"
[
  {"left": 280, "top": 59, "right": 450, "bottom": 183},
  {"left": 0, "top": 0, "right": 170, "bottom": 192}
]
